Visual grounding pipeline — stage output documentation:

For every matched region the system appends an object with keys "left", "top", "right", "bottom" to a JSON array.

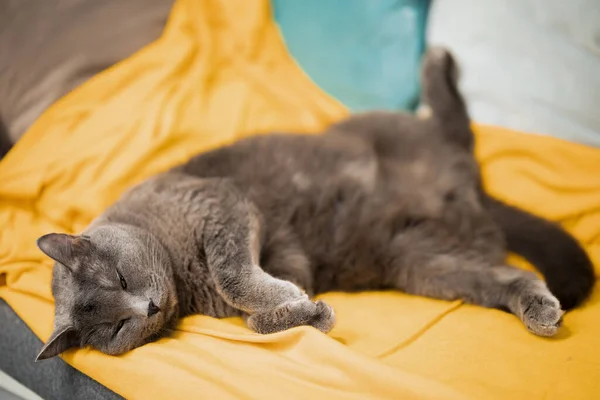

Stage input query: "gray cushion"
[{"left": 0, "top": 300, "right": 121, "bottom": 400}]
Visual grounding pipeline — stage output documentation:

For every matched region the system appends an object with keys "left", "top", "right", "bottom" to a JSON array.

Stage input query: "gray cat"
[{"left": 35, "top": 48, "right": 595, "bottom": 361}]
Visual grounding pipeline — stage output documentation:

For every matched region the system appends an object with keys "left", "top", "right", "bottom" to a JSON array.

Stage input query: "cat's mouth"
[
  {"left": 141, "top": 295, "right": 178, "bottom": 346},
  {"left": 154, "top": 291, "right": 176, "bottom": 320}
]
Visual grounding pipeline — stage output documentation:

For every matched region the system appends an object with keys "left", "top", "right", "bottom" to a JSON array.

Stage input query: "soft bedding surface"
[{"left": 0, "top": 0, "right": 599, "bottom": 399}]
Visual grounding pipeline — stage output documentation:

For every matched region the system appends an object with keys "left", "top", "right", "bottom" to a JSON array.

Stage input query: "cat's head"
[{"left": 35, "top": 224, "right": 178, "bottom": 360}]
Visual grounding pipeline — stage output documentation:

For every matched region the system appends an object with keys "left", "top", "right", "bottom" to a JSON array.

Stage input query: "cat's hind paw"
[
  {"left": 246, "top": 298, "right": 335, "bottom": 334},
  {"left": 519, "top": 289, "right": 564, "bottom": 337}
]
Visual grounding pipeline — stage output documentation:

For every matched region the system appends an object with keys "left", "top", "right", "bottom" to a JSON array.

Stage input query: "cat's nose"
[{"left": 147, "top": 300, "right": 160, "bottom": 317}]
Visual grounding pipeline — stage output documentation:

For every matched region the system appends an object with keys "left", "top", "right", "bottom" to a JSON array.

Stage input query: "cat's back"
[{"left": 175, "top": 132, "right": 378, "bottom": 195}]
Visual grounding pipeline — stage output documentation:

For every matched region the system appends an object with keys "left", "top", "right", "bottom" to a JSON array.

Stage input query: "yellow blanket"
[{"left": 1, "top": 0, "right": 599, "bottom": 398}]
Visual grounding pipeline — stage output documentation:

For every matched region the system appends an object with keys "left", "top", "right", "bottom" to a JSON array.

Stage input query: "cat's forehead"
[
  {"left": 54, "top": 241, "right": 131, "bottom": 290},
  {"left": 59, "top": 259, "right": 116, "bottom": 298},
  {"left": 85, "top": 227, "right": 146, "bottom": 267}
]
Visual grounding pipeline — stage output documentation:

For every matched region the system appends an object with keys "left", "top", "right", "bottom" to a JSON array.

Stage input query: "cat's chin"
[
  {"left": 142, "top": 311, "right": 178, "bottom": 347},
  {"left": 158, "top": 289, "right": 178, "bottom": 323}
]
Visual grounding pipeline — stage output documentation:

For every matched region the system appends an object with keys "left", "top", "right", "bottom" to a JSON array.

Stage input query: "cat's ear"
[
  {"left": 35, "top": 324, "right": 80, "bottom": 361},
  {"left": 37, "top": 233, "right": 91, "bottom": 270}
]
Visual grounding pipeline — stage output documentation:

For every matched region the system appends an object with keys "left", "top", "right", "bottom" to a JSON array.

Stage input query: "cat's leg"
[
  {"left": 395, "top": 258, "right": 563, "bottom": 337},
  {"left": 260, "top": 227, "right": 314, "bottom": 295},
  {"left": 202, "top": 181, "right": 334, "bottom": 334}
]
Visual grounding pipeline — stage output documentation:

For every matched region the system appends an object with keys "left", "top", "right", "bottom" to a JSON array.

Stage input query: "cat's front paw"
[
  {"left": 519, "top": 289, "right": 564, "bottom": 337},
  {"left": 246, "top": 298, "right": 335, "bottom": 334}
]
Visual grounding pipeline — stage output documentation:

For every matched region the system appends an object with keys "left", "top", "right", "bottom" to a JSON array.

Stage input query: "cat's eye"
[
  {"left": 404, "top": 217, "right": 424, "bottom": 228},
  {"left": 116, "top": 270, "right": 127, "bottom": 290},
  {"left": 393, "top": 216, "right": 425, "bottom": 233},
  {"left": 114, "top": 318, "right": 129, "bottom": 336},
  {"left": 444, "top": 191, "right": 457, "bottom": 203}
]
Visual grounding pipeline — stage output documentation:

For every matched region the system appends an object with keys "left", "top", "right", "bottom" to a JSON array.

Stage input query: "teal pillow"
[{"left": 273, "top": 0, "right": 430, "bottom": 111}]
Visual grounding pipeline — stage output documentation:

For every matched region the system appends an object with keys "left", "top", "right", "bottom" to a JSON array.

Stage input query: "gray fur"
[{"left": 36, "top": 48, "right": 587, "bottom": 360}]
